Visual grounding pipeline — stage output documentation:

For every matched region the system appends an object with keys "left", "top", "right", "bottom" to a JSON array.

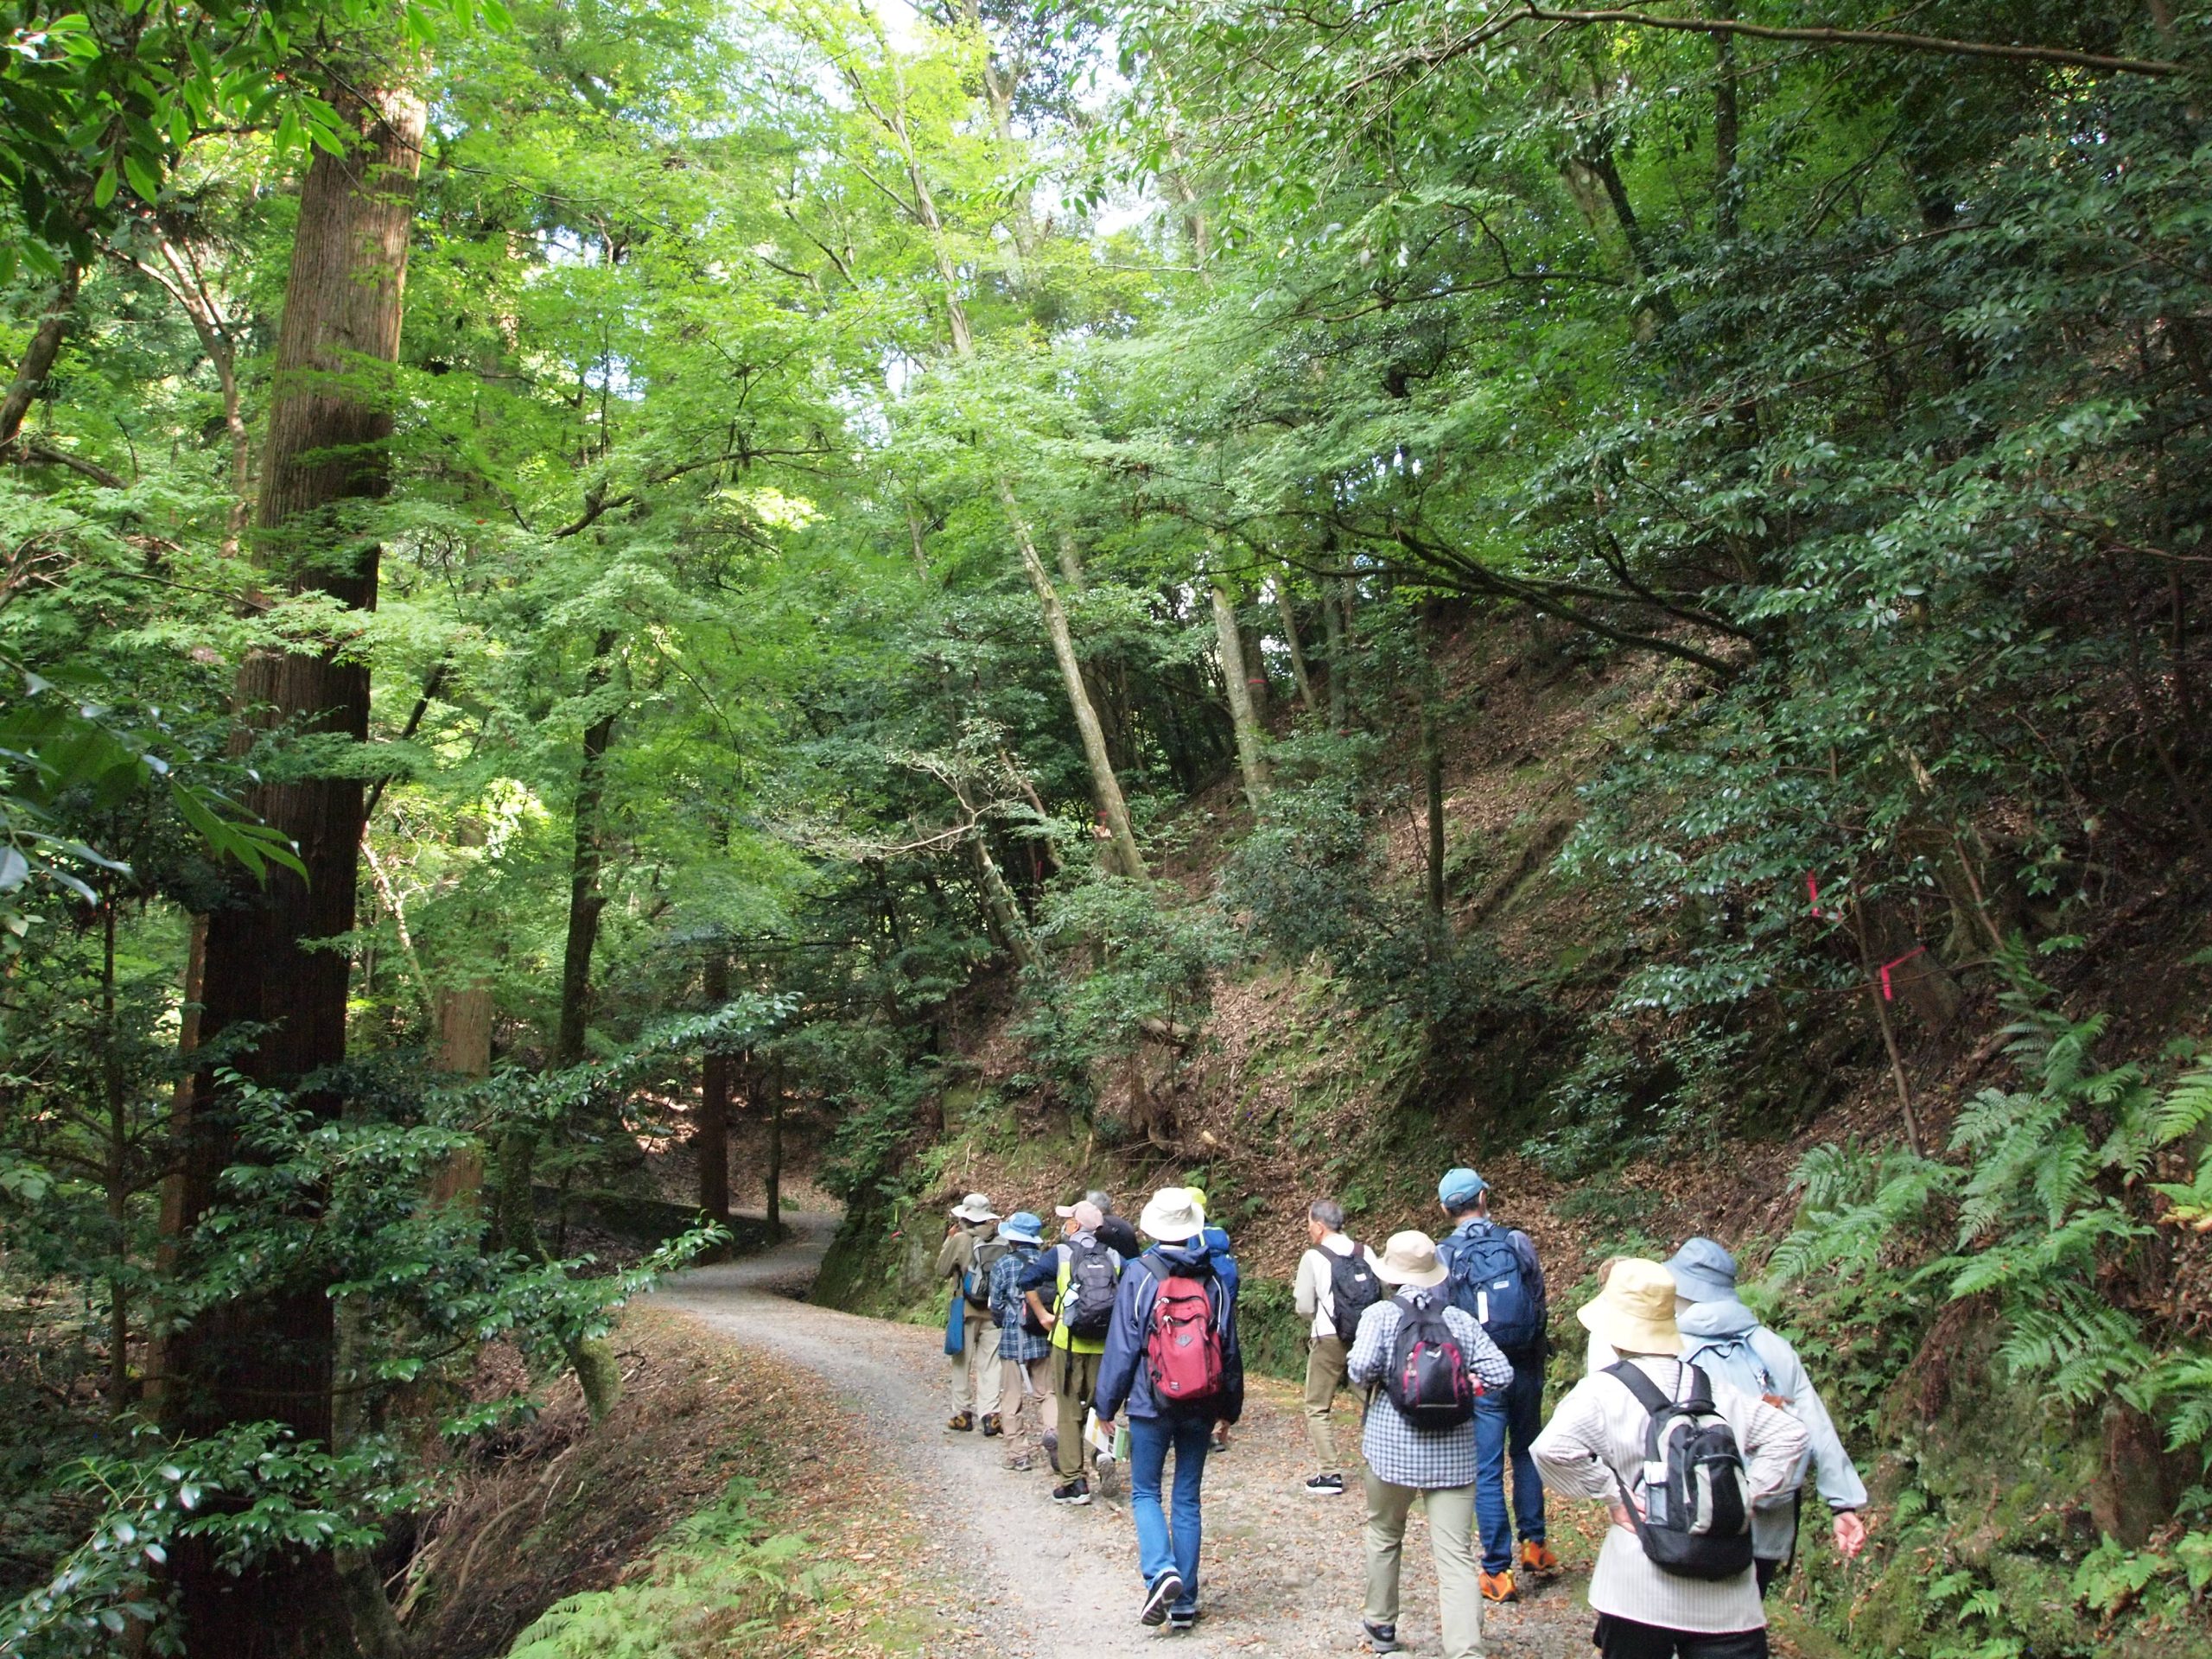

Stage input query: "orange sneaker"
[
  {"left": 1521, "top": 1541, "right": 1560, "bottom": 1577},
  {"left": 1478, "top": 1568, "right": 1517, "bottom": 1603}
]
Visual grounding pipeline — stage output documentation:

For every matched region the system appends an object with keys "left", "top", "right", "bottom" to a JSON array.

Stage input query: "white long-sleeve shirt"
[
  {"left": 1533, "top": 1354, "right": 1808, "bottom": 1633},
  {"left": 1293, "top": 1233, "right": 1377, "bottom": 1341}
]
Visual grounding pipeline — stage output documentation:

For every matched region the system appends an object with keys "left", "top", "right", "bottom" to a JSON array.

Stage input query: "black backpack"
[
  {"left": 1059, "top": 1234, "right": 1120, "bottom": 1338},
  {"left": 1325, "top": 1244, "right": 1382, "bottom": 1344},
  {"left": 1382, "top": 1292, "right": 1477, "bottom": 1430},
  {"left": 1605, "top": 1362, "right": 1756, "bottom": 1582}
]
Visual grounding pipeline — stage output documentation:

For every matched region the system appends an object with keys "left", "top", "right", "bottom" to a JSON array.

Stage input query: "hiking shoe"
[
  {"left": 1140, "top": 1572, "right": 1183, "bottom": 1625},
  {"left": 1361, "top": 1620, "right": 1400, "bottom": 1653},
  {"left": 1521, "top": 1540, "right": 1560, "bottom": 1577},
  {"left": 980, "top": 1413, "right": 1003, "bottom": 1438},
  {"left": 1479, "top": 1568, "right": 1517, "bottom": 1603},
  {"left": 947, "top": 1410, "right": 974, "bottom": 1432},
  {"left": 1007, "top": 1454, "right": 1033, "bottom": 1471},
  {"left": 1304, "top": 1472, "right": 1345, "bottom": 1497},
  {"left": 1167, "top": 1609, "right": 1198, "bottom": 1632},
  {"left": 1052, "top": 1477, "right": 1091, "bottom": 1506}
]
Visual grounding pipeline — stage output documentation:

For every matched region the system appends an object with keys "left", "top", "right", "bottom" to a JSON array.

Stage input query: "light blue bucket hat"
[
  {"left": 1664, "top": 1236, "right": 1739, "bottom": 1303},
  {"left": 998, "top": 1211, "right": 1045, "bottom": 1245}
]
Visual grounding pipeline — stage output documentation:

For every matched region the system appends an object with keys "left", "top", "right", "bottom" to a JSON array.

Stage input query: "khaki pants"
[
  {"left": 1054, "top": 1346, "right": 1103, "bottom": 1478},
  {"left": 1001, "top": 1354, "right": 1054, "bottom": 1465},
  {"left": 1304, "top": 1333, "right": 1350, "bottom": 1469},
  {"left": 1364, "top": 1472, "right": 1484, "bottom": 1659},
  {"left": 950, "top": 1314, "right": 1002, "bottom": 1418}
]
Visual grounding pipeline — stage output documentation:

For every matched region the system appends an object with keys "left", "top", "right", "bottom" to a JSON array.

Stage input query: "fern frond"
[{"left": 2154, "top": 1058, "right": 2212, "bottom": 1147}]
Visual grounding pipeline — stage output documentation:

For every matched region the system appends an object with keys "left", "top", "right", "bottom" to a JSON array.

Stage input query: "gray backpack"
[{"left": 1605, "top": 1362, "right": 1755, "bottom": 1581}]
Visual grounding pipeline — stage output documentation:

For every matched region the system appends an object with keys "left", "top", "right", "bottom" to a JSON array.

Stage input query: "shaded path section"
[{"left": 655, "top": 1216, "right": 1589, "bottom": 1656}]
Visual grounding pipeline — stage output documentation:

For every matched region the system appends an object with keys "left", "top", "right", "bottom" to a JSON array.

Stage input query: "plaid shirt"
[
  {"left": 990, "top": 1246, "right": 1052, "bottom": 1363},
  {"left": 1346, "top": 1291, "right": 1516, "bottom": 1489}
]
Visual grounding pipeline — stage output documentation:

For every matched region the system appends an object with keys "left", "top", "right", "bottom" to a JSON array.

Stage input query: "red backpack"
[{"left": 1144, "top": 1256, "right": 1225, "bottom": 1407}]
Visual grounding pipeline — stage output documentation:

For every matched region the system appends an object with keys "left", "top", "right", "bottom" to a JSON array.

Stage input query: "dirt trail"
[{"left": 655, "top": 1217, "right": 1592, "bottom": 1657}]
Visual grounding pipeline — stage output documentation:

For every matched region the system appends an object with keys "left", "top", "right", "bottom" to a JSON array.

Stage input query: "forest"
[{"left": 3, "top": 0, "right": 2212, "bottom": 1655}]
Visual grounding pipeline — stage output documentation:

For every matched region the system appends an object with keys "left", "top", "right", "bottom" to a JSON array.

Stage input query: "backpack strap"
[
  {"left": 1680, "top": 1362, "right": 1714, "bottom": 1414},
  {"left": 1602, "top": 1358, "right": 1676, "bottom": 1417}
]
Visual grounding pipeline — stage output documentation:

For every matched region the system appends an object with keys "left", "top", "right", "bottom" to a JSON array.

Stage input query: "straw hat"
[
  {"left": 950, "top": 1192, "right": 999, "bottom": 1224},
  {"left": 1137, "top": 1186, "right": 1205, "bottom": 1243},
  {"left": 1577, "top": 1258, "right": 1684, "bottom": 1356},
  {"left": 1370, "top": 1230, "right": 1451, "bottom": 1290}
]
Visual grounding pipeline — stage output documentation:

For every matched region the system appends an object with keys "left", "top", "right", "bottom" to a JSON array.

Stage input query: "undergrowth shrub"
[
  {"left": 504, "top": 1477, "right": 822, "bottom": 1659},
  {"left": 1753, "top": 965, "right": 2212, "bottom": 1656}
]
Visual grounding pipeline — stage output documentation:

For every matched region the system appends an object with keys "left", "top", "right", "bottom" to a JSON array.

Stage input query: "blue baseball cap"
[
  {"left": 1664, "top": 1237, "right": 1738, "bottom": 1303},
  {"left": 998, "top": 1211, "right": 1045, "bottom": 1244},
  {"left": 1438, "top": 1167, "right": 1489, "bottom": 1208}
]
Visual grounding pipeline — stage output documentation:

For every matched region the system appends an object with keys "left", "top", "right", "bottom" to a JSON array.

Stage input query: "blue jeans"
[
  {"left": 1474, "top": 1353, "right": 1546, "bottom": 1573},
  {"left": 1127, "top": 1411, "right": 1210, "bottom": 1611}
]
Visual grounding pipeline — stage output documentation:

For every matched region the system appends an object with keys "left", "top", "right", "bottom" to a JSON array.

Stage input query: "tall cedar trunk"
[
  {"left": 698, "top": 952, "right": 732, "bottom": 1228},
  {"left": 426, "top": 985, "right": 491, "bottom": 1210},
  {"left": 1212, "top": 578, "right": 1269, "bottom": 809},
  {"left": 168, "top": 75, "right": 426, "bottom": 1657}
]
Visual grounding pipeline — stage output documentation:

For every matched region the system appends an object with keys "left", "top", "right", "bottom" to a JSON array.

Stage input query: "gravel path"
[{"left": 654, "top": 1217, "right": 1593, "bottom": 1658}]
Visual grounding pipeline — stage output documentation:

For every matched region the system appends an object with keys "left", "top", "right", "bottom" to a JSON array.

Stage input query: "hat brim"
[
  {"left": 1053, "top": 1205, "right": 1079, "bottom": 1217},
  {"left": 1138, "top": 1205, "right": 1204, "bottom": 1243},
  {"left": 952, "top": 1205, "right": 999, "bottom": 1223},
  {"left": 1578, "top": 1298, "right": 1682, "bottom": 1357},
  {"left": 1668, "top": 1268, "right": 1735, "bottom": 1303},
  {"left": 1374, "top": 1260, "right": 1449, "bottom": 1289}
]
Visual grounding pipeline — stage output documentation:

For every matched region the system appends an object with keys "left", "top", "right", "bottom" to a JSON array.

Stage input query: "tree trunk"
[
  {"left": 1212, "top": 578, "right": 1269, "bottom": 809},
  {"left": 698, "top": 952, "right": 732, "bottom": 1228},
  {"left": 764, "top": 1058, "right": 784, "bottom": 1236},
  {"left": 168, "top": 71, "right": 426, "bottom": 1657},
  {"left": 0, "top": 260, "right": 81, "bottom": 448},
  {"left": 1421, "top": 690, "right": 1446, "bottom": 925},
  {"left": 1007, "top": 499, "right": 1147, "bottom": 878},
  {"left": 556, "top": 631, "right": 620, "bottom": 1068},
  {"left": 1274, "top": 571, "right": 1316, "bottom": 713},
  {"left": 427, "top": 985, "right": 491, "bottom": 1210},
  {"left": 1324, "top": 579, "right": 1349, "bottom": 728}
]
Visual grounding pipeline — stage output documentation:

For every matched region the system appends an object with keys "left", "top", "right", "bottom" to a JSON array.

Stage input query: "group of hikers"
[{"left": 935, "top": 1168, "right": 1868, "bottom": 1657}]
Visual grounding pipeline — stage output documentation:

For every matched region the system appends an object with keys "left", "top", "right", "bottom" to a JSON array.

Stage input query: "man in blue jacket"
[
  {"left": 1435, "top": 1166, "right": 1553, "bottom": 1602},
  {"left": 1094, "top": 1186, "right": 1243, "bottom": 1632}
]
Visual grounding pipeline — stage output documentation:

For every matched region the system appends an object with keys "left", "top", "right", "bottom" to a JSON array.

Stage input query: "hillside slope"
[{"left": 812, "top": 615, "right": 2212, "bottom": 1659}]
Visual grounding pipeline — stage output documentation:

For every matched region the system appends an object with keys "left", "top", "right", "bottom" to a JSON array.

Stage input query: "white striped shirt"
[{"left": 1532, "top": 1355, "right": 1808, "bottom": 1633}]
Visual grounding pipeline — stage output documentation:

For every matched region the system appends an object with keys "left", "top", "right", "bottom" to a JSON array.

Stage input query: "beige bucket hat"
[
  {"left": 1577, "top": 1257, "right": 1684, "bottom": 1356},
  {"left": 1137, "top": 1186, "right": 1205, "bottom": 1243},
  {"left": 950, "top": 1192, "right": 1000, "bottom": 1224},
  {"left": 1370, "top": 1230, "right": 1451, "bottom": 1290}
]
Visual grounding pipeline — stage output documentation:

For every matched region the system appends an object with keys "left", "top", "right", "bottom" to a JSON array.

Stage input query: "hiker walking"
[
  {"left": 1186, "top": 1185, "right": 1242, "bottom": 1452},
  {"left": 1532, "top": 1260, "right": 1809, "bottom": 1659},
  {"left": 937, "top": 1192, "right": 1005, "bottom": 1433},
  {"left": 991, "top": 1211, "right": 1054, "bottom": 1471},
  {"left": 1093, "top": 1187, "right": 1244, "bottom": 1632},
  {"left": 1019, "top": 1198, "right": 1124, "bottom": 1505},
  {"left": 1435, "top": 1166, "right": 1554, "bottom": 1601},
  {"left": 1344, "top": 1230, "right": 1515, "bottom": 1659},
  {"left": 1089, "top": 1189, "right": 1143, "bottom": 1262},
  {"left": 1294, "top": 1198, "right": 1382, "bottom": 1497},
  {"left": 1664, "top": 1239, "right": 1868, "bottom": 1596}
]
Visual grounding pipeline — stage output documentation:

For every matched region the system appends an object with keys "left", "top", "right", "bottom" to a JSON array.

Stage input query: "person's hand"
[
  {"left": 1608, "top": 1490, "right": 1645, "bottom": 1532},
  {"left": 1095, "top": 1416, "right": 1114, "bottom": 1438},
  {"left": 1833, "top": 1510, "right": 1868, "bottom": 1558}
]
